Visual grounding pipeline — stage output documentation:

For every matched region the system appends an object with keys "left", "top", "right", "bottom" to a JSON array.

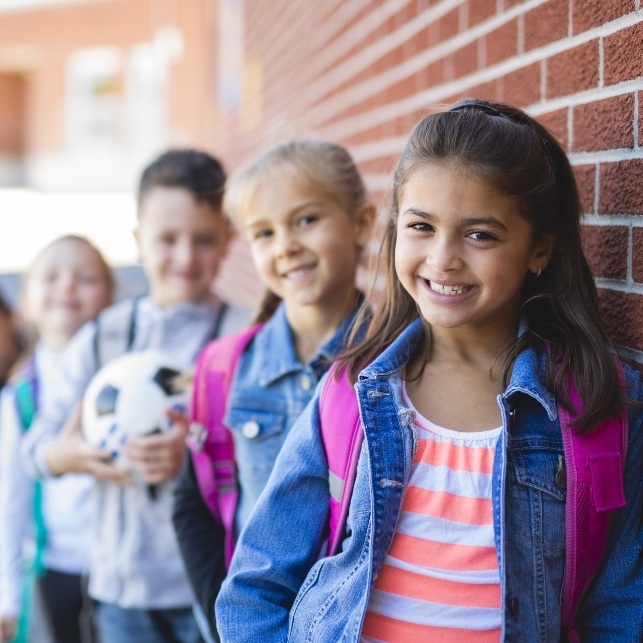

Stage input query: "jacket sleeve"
[
  {"left": 172, "top": 450, "right": 225, "bottom": 642},
  {"left": 19, "top": 322, "right": 98, "bottom": 479},
  {"left": 215, "top": 389, "right": 331, "bottom": 642},
  {"left": 575, "top": 366, "right": 643, "bottom": 640}
]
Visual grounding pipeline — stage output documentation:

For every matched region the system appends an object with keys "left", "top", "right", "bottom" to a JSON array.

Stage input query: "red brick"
[
  {"left": 452, "top": 40, "right": 480, "bottom": 78},
  {"left": 572, "top": 94, "right": 634, "bottom": 152},
  {"left": 524, "top": 0, "right": 569, "bottom": 51},
  {"left": 597, "top": 289, "right": 643, "bottom": 351},
  {"left": 467, "top": 0, "right": 496, "bottom": 27},
  {"left": 633, "top": 228, "right": 643, "bottom": 283},
  {"left": 581, "top": 225, "right": 628, "bottom": 280},
  {"left": 599, "top": 159, "right": 643, "bottom": 214},
  {"left": 604, "top": 22, "right": 643, "bottom": 86},
  {"left": 574, "top": 164, "right": 597, "bottom": 214},
  {"left": 537, "top": 108, "right": 568, "bottom": 150},
  {"left": 485, "top": 18, "right": 519, "bottom": 67},
  {"left": 639, "top": 91, "right": 643, "bottom": 148},
  {"left": 546, "top": 41, "right": 599, "bottom": 98},
  {"left": 497, "top": 62, "right": 541, "bottom": 106},
  {"left": 427, "top": 7, "right": 460, "bottom": 44},
  {"left": 573, "top": 0, "right": 633, "bottom": 34},
  {"left": 462, "top": 79, "right": 501, "bottom": 104}
]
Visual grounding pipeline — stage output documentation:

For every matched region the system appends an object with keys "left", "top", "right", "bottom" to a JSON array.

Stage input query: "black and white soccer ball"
[{"left": 82, "top": 350, "right": 189, "bottom": 471}]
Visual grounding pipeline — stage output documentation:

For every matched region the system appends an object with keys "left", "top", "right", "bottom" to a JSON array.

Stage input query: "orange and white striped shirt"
[{"left": 361, "top": 386, "right": 502, "bottom": 642}]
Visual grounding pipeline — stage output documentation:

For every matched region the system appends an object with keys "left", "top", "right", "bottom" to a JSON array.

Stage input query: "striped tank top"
[{"left": 361, "top": 385, "right": 502, "bottom": 642}]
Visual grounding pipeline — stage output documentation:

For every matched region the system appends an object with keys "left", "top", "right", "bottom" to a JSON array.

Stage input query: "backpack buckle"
[{"left": 186, "top": 422, "right": 208, "bottom": 451}]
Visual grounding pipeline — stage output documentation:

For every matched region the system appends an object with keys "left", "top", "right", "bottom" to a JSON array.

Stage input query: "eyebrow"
[{"left": 401, "top": 208, "right": 508, "bottom": 231}]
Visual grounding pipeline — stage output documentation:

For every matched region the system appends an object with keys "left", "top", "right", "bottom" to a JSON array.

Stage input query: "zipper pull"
[{"left": 555, "top": 454, "right": 566, "bottom": 489}]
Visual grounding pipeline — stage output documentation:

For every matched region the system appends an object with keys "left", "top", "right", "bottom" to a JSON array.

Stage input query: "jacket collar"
[
  {"left": 360, "top": 316, "right": 558, "bottom": 421},
  {"left": 256, "top": 294, "right": 365, "bottom": 387}
]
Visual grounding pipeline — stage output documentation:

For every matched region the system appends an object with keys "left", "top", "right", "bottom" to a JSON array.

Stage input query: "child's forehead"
[{"left": 138, "top": 186, "right": 225, "bottom": 223}]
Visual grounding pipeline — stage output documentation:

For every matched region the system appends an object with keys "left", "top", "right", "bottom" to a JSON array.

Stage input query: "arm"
[
  {"left": 576, "top": 368, "right": 643, "bottom": 640},
  {"left": 172, "top": 451, "right": 225, "bottom": 642},
  {"left": 215, "top": 393, "right": 331, "bottom": 642},
  {"left": 20, "top": 323, "right": 130, "bottom": 484},
  {"left": 0, "top": 388, "right": 31, "bottom": 634}
]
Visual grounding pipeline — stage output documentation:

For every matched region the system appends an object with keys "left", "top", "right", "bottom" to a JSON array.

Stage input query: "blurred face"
[
  {"left": 395, "top": 163, "right": 551, "bottom": 340},
  {"left": 24, "top": 238, "right": 113, "bottom": 342},
  {"left": 136, "top": 187, "right": 231, "bottom": 307},
  {"left": 240, "top": 179, "right": 371, "bottom": 325}
]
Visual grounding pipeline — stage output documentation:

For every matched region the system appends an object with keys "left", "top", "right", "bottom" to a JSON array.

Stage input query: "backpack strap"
[
  {"left": 560, "top": 360, "right": 627, "bottom": 641},
  {"left": 319, "top": 363, "right": 363, "bottom": 556},
  {"left": 186, "top": 323, "right": 263, "bottom": 568},
  {"left": 93, "top": 296, "right": 139, "bottom": 367},
  {"left": 11, "top": 358, "right": 47, "bottom": 643}
]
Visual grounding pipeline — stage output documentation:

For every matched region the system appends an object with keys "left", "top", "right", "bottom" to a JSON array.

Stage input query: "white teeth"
[{"left": 429, "top": 282, "right": 472, "bottom": 295}]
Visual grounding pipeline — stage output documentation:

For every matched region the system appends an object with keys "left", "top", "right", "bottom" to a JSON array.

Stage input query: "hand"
[
  {"left": 46, "top": 404, "right": 132, "bottom": 485},
  {"left": 0, "top": 615, "right": 17, "bottom": 642},
  {"left": 123, "top": 406, "right": 189, "bottom": 485}
]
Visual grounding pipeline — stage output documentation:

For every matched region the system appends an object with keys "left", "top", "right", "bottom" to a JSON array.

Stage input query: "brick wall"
[{"left": 211, "top": 0, "right": 643, "bottom": 363}]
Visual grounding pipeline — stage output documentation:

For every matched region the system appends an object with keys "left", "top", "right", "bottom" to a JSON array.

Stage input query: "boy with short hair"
[{"left": 20, "top": 149, "right": 249, "bottom": 643}]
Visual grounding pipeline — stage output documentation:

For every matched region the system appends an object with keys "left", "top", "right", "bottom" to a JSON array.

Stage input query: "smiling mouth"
[
  {"left": 282, "top": 264, "right": 315, "bottom": 280},
  {"left": 425, "top": 280, "right": 474, "bottom": 295}
]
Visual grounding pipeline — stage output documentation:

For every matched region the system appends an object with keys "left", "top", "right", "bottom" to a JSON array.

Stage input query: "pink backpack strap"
[
  {"left": 559, "top": 360, "right": 627, "bottom": 641},
  {"left": 186, "top": 323, "right": 263, "bottom": 568},
  {"left": 319, "top": 364, "right": 363, "bottom": 556}
]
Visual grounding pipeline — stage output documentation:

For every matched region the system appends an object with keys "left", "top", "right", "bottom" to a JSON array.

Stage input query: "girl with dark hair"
[{"left": 215, "top": 101, "right": 643, "bottom": 642}]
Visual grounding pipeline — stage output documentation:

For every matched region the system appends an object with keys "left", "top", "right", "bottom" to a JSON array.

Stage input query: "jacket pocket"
[
  {"left": 507, "top": 437, "right": 566, "bottom": 556},
  {"left": 226, "top": 408, "right": 287, "bottom": 478}
]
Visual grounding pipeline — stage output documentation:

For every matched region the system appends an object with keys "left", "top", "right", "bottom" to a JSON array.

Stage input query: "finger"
[{"left": 86, "top": 460, "right": 132, "bottom": 485}]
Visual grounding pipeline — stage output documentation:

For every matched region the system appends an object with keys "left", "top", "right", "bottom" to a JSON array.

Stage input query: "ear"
[
  {"left": 352, "top": 202, "right": 376, "bottom": 251},
  {"left": 529, "top": 232, "right": 555, "bottom": 275}
]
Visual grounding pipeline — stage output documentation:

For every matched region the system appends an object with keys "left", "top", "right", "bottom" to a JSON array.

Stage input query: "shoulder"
[{"left": 218, "top": 302, "right": 253, "bottom": 337}]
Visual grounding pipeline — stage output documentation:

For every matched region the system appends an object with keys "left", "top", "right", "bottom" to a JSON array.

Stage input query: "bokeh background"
[{"left": 0, "top": 0, "right": 641, "bottom": 361}]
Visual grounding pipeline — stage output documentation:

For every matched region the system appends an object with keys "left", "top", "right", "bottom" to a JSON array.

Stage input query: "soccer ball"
[{"left": 82, "top": 350, "right": 189, "bottom": 470}]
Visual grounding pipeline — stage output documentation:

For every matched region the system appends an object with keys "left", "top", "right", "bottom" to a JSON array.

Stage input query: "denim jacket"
[{"left": 216, "top": 318, "right": 643, "bottom": 642}]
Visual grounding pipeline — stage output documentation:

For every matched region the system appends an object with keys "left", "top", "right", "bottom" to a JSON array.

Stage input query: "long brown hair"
[{"left": 342, "top": 100, "right": 623, "bottom": 432}]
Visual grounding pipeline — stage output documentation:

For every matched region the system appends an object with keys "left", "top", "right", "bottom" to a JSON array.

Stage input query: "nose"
[
  {"left": 429, "top": 233, "right": 464, "bottom": 272},
  {"left": 275, "top": 229, "right": 301, "bottom": 258},
  {"left": 175, "top": 238, "right": 196, "bottom": 267}
]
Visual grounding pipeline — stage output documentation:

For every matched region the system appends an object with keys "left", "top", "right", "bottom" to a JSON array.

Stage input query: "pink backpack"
[{"left": 187, "top": 329, "right": 627, "bottom": 641}]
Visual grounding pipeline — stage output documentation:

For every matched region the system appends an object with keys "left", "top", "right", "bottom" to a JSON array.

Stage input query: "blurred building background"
[{"left": 0, "top": 0, "right": 641, "bottom": 361}]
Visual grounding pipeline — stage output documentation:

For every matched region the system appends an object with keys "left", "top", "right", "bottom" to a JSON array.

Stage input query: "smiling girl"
[
  {"left": 214, "top": 102, "right": 643, "bottom": 642},
  {"left": 172, "top": 140, "right": 374, "bottom": 642},
  {"left": 0, "top": 235, "right": 114, "bottom": 643}
]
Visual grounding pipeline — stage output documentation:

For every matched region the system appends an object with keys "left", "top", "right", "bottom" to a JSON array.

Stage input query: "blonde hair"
[{"left": 224, "top": 139, "right": 368, "bottom": 322}]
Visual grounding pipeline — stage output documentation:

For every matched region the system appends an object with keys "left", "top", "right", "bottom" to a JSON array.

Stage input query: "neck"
[
  {"left": 40, "top": 328, "right": 75, "bottom": 352},
  {"left": 286, "top": 291, "right": 357, "bottom": 364}
]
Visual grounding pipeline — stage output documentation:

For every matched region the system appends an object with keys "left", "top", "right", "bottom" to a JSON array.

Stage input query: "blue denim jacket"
[
  {"left": 225, "top": 300, "right": 362, "bottom": 533},
  {"left": 216, "top": 318, "right": 643, "bottom": 642}
]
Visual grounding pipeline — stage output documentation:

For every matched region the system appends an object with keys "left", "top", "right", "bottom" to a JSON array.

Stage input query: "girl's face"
[
  {"left": 241, "top": 179, "right": 371, "bottom": 325},
  {"left": 24, "top": 238, "right": 112, "bottom": 343},
  {"left": 136, "top": 187, "right": 231, "bottom": 307},
  {"left": 395, "top": 163, "right": 551, "bottom": 339}
]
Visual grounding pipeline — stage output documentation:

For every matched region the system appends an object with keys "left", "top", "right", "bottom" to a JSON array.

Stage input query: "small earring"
[{"left": 536, "top": 267, "right": 542, "bottom": 278}]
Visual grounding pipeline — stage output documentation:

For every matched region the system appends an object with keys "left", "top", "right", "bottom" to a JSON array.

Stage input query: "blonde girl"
[{"left": 0, "top": 235, "right": 113, "bottom": 643}]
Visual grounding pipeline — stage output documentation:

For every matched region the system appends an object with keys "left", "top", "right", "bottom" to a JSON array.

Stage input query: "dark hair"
[
  {"left": 343, "top": 99, "right": 623, "bottom": 432},
  {"left": 137, "top": 149, "right": 227, "bottom": 214},
  {"left": 0, "top": 291, "right": 10, "bottom": 317},
  {"left": 223, "top": 140, "right": 368, "bottom": 324}
]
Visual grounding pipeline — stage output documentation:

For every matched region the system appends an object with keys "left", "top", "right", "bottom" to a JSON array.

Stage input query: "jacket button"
[
  {"left": 242, "top": 420, "right": 260, "bottom": 439},
  {"left": 509, "top": 597, "right": 519, "bottom": 617},
  {"left": 555, "top": 469, "right": 567, "bottom": 489},
  {"left": 299, "top": 374, "right": 313, "bottom": 391}
]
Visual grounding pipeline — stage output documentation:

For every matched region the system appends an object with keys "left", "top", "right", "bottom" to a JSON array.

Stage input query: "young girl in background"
[
  {"left": 0, "top": 235, "right": 114, "bottom": 643},
  {"left": 172, "top": 140, "right": 375, "bottom": 642},
  {"left": 215, "top": 102, "right": 643, "bottom": 642}
]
